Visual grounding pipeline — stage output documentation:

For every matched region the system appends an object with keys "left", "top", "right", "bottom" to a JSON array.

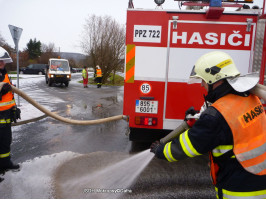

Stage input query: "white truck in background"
[{"left": 45, "top": 58, "right": 71, "bottom": 87}]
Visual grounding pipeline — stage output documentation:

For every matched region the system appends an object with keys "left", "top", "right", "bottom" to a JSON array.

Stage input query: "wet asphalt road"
[
  {"left": 10, "top": 74, "right": 216, "bottom": 198},
  {"left": 12, "top": 74, "right": 130, "bottom": 162}
]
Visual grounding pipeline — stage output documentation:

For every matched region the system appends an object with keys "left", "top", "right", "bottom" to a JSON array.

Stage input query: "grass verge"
[{"left": 78, "top": 73, "right": 124, "bottom": 86}]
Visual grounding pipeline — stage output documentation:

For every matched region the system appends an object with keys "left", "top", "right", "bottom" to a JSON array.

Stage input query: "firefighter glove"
[
  {"left": 150, "top": 141, "right": 161, "bottom": 154},
  {"left": 0, "top": 83, "right": 12, "bottom": 95},
  {"left": 185, "top": 106, "right": 199, "bottom": 127},
  {"left": 185, "top": 106, "right": 199, "bottom": 121},
  {"left": 12, "top": 106, "right": 21, "bottom": 123}
]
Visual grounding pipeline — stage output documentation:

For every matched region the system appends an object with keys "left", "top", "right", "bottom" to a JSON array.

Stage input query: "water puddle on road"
[
  {"left": 54, "top": 150, "right": 154, "bottom": 199},
  {"left": 0, "top": 151, "right": 81, "bottom": 199}
]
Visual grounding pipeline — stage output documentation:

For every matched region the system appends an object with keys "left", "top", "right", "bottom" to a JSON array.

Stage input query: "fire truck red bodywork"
[{"left": 123, "top": 9, "right": 265, "bottom": 141}]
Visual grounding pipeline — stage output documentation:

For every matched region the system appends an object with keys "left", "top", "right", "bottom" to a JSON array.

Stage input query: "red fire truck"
[{"left": 123, "top": 0, "right": 266, "bottom": 142}]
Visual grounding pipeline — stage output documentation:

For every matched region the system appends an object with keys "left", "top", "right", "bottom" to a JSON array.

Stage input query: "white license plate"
[{"left": 135, "top": 100, "right": 158, "bottom": 114}]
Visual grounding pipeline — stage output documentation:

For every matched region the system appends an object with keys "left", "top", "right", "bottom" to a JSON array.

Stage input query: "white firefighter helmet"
[
  {"left": 189, "top": 51, "right": 259, "bottom": 92},
  {"left": 189, "top": 51, "right": 240, "bottom": 85},
  {"left": 96, "top": 65, "right": 100, "bottom": 69},
  {"left": 0, "top": 47, "right": 13, "bottom": 63}
]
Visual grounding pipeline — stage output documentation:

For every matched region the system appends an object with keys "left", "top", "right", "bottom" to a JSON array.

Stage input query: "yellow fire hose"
[
  {"left": 160, "top": 121, "right": 190, "bottom": 144},
  {"left": 11, "top": 85, "right": 128, "bottom": 125},
  {"left": 250, "top": 83, "right": 266, "bottom": 101}
]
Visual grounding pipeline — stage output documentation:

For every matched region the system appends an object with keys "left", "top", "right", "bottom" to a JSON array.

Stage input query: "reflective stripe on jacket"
[
  {"left": 0, "top": 152, "right": 10, "bottom": 158},
  {"left": 179, "top": 130, "right": 202, "bottom": 157},
  {"left": 212, "top": 145, "right": 235, "bottom": 158},
  {"left": 212, "top": 94, "right": 266, "bottom": 175},
  {"left": 0, "top": 118, "right": 11, "bottom": 124},
  {"left": 212, "top": 145, "right": 233, "bottom": 157},
  {"left": 215, "top": 187, "right": 266, "bottom": 199},
  {"left": 210, "top": 145, "right": 235, "bottom": 185},
  {"left": 163, "top": 141, "right": 177, "bottom": 162},
  {"left": 96, "top": 69, "right": 102, "bottom": 77},
  {"left": 82, "top": 69, "right": 88, "bottom": 78},
  {"left": 163, "top": 130, "right": 202, "bottom": 162},
  {"left": 0, "top": 74, "right": 15, "bottom": 111}
]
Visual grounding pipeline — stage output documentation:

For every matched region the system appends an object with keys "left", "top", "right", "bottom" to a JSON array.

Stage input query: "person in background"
[
  {"left": 150, "top": 51, "right": 266, "bottom": 199},
  {"left": 95, "top": 65, "right": 102, "bottom": 88},
  {"left": 0, "top": 47, "right": 20, "bottom": 181},
  {"left": 82, "top": 66, "right": 88, "bottom": 88}
]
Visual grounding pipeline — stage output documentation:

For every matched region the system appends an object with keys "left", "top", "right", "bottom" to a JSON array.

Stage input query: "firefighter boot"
[
  {"left": 6, "top": 161, "right": 20, "bottom": 171},
  {"left": 5, "top": 160, "right": 20, "bottom": 171},
  {"left": 0, "top": 158, "right": 6, "bottom": 174},
  {"left": 0, "top": 157, "right": 20, "bottom": 172}
]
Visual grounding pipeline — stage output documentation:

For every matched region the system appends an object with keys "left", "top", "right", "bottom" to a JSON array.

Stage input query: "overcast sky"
[{"left": 0, "top": 0, "right": 264, "bottom": 54}]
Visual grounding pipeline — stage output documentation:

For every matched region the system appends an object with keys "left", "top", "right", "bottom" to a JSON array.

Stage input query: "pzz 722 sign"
[{"left": 134, "top": 25, "right": 162, "bottom": 43}]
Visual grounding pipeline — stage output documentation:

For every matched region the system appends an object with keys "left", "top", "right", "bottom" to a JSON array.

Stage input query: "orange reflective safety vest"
[
  {"left": 96, "top": 69, "right": 102, "bottom": 77},
  {"left": 210, "top": 94, "right": 266, "bottom": 183},
  {"left": 0, "top": 74, "right": 15, "bottom": 111}
]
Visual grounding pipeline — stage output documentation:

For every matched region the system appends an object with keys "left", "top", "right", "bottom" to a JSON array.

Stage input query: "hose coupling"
[{"left": 122, "top": 115, "right": 129, "bottom": 122}]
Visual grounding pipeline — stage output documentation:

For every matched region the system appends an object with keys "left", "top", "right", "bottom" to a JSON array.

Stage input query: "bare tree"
[
  {"left": 80, "top": 15, "right": 125, "bottom": 83},
  {"left": 39, "top": 42, "right": 59, "bottom": 64},
  {"left": 68, "top": 58, "right": 76, "bottom": 68},
  {"left": 0, "top": 33, "right": 12, "bottom": 52},
  {"left": 0, "top": 33, "right": 18, "bottom": 70},
  {"left": 0, "top": 33, "right": 7, "bottom": 47}
]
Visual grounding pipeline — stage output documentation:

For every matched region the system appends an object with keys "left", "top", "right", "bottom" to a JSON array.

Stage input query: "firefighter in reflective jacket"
[
  {"left": 95, "top": 65, "right": 102, "bottom": 88},
  {"left": 150, "top": 51, "right": 266, "bottom": 199},
  {"left": 82, "top": 66, "right": 88, "bottom": 88},
  {"left": 0, "top": 47, "right": 20, "bottom": 175}
]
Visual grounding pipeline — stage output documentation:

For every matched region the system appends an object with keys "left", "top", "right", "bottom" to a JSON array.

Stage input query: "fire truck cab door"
[{"left": 163, "top": 18, "right": 257, "bottom": 130}]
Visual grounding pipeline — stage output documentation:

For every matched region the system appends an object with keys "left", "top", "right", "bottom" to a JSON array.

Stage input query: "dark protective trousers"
[
  {"left": 95, "top": 77, "right": 102, "bottom": 88},
  {"left": 0, "top": 125, "right": 12, "bottom": 170}
]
